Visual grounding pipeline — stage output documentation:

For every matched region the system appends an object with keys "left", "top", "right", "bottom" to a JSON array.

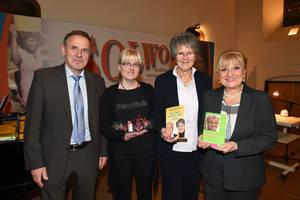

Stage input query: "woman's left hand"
[
  {"left": 211, "top": 141, "right": 238, "bottom": 154},
  {"left": 135, "top": 129, "right": 148, "bottom": 136},
  {"left": 124, "top": 129, "right": 148, "bottom": 141},
  {"left": 197, "top": 135, "right": 211, "bottom": 149}
]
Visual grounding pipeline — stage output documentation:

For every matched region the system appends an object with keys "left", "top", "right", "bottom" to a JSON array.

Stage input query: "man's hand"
[
  {"left": 99, "top": 157, "right": 108, "bottom": 170},
  {"left": 31, "top": 167, "right": 48, "bottom": 188}
]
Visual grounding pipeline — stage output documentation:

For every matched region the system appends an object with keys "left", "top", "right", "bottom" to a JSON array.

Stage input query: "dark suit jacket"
[
  {"left": 152, "top": 69, "right": 211, "bottom": 157},
  {"left": 24, "top": 64, "right": 107, "bottom": 185},
  {"left": 200, "top": 84, "right": 277, "bottom": 191}
]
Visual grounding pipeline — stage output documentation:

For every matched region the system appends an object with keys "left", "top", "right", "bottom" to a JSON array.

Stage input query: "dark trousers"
[
  {"left": 111, "top": 155, "right": 154, "bottom": 200},
  {"left": 40, "top": 144, "right": 98, "bottom": 200},
  {"left": 159, "top": 150, "right": 202, "bottom": 200},
  {"left": 204, "top": 153, "right": 260, "bottom": 200}
]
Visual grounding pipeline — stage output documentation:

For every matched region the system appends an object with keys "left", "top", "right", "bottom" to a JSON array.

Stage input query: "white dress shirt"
[
  {"left": 65, "top": 65, "right": 91, "bottom": 144},
  {"left": 172, "top": 66, "right": 199, "bottom": 152}
]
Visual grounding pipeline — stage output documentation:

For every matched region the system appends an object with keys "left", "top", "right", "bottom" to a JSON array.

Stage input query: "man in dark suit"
[{"left": 24, "top": 30, "right": 107, "bottom": 200}]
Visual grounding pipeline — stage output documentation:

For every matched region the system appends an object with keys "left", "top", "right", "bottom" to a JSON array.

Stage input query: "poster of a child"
[{"left": 8, "top": 15, "right": 53, "bottom": 111}]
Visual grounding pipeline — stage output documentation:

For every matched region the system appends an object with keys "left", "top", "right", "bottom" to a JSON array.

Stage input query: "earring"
[{"left": 218, "top": 80, "right": 222, "bottom": 85}]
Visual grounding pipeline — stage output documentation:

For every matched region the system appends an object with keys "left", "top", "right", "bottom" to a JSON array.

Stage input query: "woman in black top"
[
  {"left": 100, "top": 48, "right": 155, "bottom": 200},
  {"left": 198, "top": 50, "right": 277, "bottom": 200}
]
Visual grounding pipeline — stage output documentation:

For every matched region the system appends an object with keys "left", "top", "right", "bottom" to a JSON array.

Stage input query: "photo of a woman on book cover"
[
  {"left": 205, "top": 114, "right": 220, "bottom": 132},
  {"left": 174, "top": 118, "right": 185, "bottom": 139}
]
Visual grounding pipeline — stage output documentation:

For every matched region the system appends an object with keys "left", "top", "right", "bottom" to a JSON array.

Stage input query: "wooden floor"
[{"left": 16, "top": 137, "right": 300, "bottom": 200}]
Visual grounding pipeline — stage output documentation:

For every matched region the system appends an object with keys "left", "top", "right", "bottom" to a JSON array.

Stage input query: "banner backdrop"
[{"left": 0, "top": 13, "right": 214, "bottom": 113}]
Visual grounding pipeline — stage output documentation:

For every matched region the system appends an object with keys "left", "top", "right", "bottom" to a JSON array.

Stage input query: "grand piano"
[{"left": 0, "top": 113, "right": 36, "bottom": 199}]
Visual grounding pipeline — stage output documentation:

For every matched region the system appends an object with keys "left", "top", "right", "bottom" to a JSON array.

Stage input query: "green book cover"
[{"left": 202, "top": 112, "right": 227, "bottom": 147}]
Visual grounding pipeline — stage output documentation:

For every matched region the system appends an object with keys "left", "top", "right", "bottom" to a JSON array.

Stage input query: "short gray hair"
[
  {"left": 176, "top": 118, "right": 185, "bottom": 127},
  {"left": 170, "top": 32, "right": 200, "bottom": 59}
]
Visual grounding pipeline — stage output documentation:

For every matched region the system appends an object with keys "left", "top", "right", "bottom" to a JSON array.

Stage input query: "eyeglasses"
[
  {"left": 177, "top": 52, "right": 194, "bottom": 58},
  {"left": 121, "top": 62, "right": 140, "bottom": 68}
]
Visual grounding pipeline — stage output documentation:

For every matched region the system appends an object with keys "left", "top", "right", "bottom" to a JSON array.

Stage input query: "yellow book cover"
[
  {"left": 166, "top": 105, "right": 187, "bottom": 142},
  {"left": 0, "top": 124, "right": 17, "bottom": 141},
  {"left": 0, "top": 117, "right": 25, "bottom": 141}
]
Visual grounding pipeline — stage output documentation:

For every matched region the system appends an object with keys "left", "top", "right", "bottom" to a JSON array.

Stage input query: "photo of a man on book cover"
[{"left": 165, "top": 122, "right": 174, "bottom": 139}]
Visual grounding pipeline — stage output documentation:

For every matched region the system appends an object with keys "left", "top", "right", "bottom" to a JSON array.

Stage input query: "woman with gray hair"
[{"left": 152, "top": 32, "right": 211, "bottom": 200}]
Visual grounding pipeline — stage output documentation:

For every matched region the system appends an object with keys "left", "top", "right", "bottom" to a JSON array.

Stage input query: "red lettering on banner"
[
  {"left": 85, "top": 36, "right": 100, "bottom": 75},
  {"left": 158, "top": 45, "right": 169, "bottom": 64},
  {"left": 101, "top": 40, "right": 124, "bottom": 80},
  {"left": 141, "top": 43, "right": 158, "bottom": 69},
  {"left": 99, "top": 40, "right": 170, "bottom": 80},
  {"left": 90, "top": 35, "right": 99, "bottom": 56}
]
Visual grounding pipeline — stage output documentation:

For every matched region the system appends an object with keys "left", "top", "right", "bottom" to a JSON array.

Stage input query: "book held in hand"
[
  {"left": 166, "top": 105, "right": 187, "bottom": 142},
  {"left": 202, "top": 112, "right": 227, "bottom": 146}
]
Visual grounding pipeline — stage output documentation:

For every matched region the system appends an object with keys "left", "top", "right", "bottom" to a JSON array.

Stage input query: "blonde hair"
[
  {"left": 217, "top": 50, "right": 247, "bottom": 72},
  {"left": 206, "top": 115, "right": 219, "bottom": 122},
  {"left": 118, "top": 48, "right": 143, "bottom": 66}
]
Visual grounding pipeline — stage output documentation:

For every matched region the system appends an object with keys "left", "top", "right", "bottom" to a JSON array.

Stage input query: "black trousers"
[
  {"left": 110, "top": 155, "right": 155, "bottom": 200},
  {"left": 159, "top": 150, "right": 202, "bottom": 200},
  {"left": 40, "top": 144, "right": 98, "bottom": 200},
  {"left": 204, "top": 153, "right": 260, "bottom": 200}
]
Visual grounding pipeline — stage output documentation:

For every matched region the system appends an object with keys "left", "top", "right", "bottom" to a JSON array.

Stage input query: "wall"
[
  {"left": 37, "top": 0, "right": 300, "bottom": 89},
  {"left": 236, "top": 0, "right": 300, "bottom": 90},
  {"left": 37, "top": 0, "right": 237, "bottom": 84}
]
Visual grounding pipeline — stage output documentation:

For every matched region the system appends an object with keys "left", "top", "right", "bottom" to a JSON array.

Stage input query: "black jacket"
[
  {"left": 200, "top": 84, "right": 277, "bottom": 191},
  {"left": 152, "top": 69, "right": 212, "bottom": 157}
]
